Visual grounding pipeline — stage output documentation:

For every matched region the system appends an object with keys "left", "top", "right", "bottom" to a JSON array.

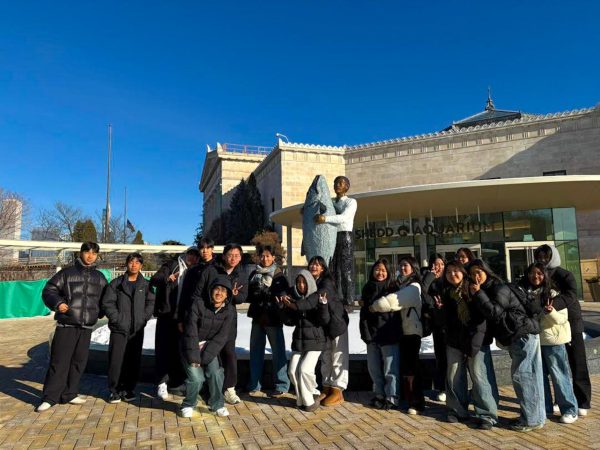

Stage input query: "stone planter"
[{"left": 586, "top": 280, "right": 600, "bottom": 302}]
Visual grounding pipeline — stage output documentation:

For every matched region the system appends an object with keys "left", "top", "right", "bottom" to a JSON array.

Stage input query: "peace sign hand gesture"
[
  {"left": 318, "top": 292, "right": 328, "bottom": 304},
  {"left": 232, "top": 282, "right": 243, "bottom": 297}
]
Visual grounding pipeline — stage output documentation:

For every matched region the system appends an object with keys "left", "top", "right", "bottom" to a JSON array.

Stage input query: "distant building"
[
  {"left": 200, "top": 98, "right": 600, "bottom": 296},
  {"left": 0, "top": 198, "right": 23, "bottom": 263}
]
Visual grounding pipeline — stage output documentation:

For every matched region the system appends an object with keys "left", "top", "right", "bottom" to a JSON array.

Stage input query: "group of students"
[
  {"left": 35, "top": 240, "right": 592, "bottom": 432},
  {"left": 361, "top": 245, "right": 591, "bottom": 432}
]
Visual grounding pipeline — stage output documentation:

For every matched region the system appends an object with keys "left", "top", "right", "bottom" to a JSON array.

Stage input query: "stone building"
[{"left": 199, "top": 98, "right": 600, "bottom": 296}]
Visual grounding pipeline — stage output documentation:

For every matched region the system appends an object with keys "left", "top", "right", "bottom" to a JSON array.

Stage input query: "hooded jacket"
[
  {"left": 182, "top": 275, "right": 235, "bottom": 366},
  {"left": 539, "top": 244, "right": 583, "bottom": 333},
  {"left": 282, "top": 269, "right": 330, "bottom": 352},
  {"left": 102, "top": 273, "right": 155, "bottom": 335},
  {"left": 42, "top": 259, "right": 108, "bottom": 328},
  {"left": 294, "top": 272, "right": 348, "bottom": 339},
  {"left": 150, "top": 258, "right": 180, "bottom": 318}
]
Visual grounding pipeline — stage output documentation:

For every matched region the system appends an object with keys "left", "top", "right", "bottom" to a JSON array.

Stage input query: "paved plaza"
[{"left": 1, "top": 315, "right": 600, "bottom": 449}]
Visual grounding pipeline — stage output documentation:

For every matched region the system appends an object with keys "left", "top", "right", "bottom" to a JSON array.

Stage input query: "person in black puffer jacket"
[
  {"left": 294, "top": 256, "right": 348, "bottom": 407},
  {"left": 186, "top": 243, "right": 248, "bottom": 405},
  {"left": 246, "top": 245, "right": 290, "bottom": 396},
  {"left": 180, "top": 275, "right": 235, "bottom": 418},
  {"left": 102, "top": 253, "right": 155, "bottom": 403},
  {"left": 280, "top": 269, "right": 330, "bottom": 411},
  {"left": 442, "top": 260, "right": 496, "bottom": 429},
  {"left": 150, "top": 246, "right": 201, "bottom": 398},
  {"left": 469, "top": 259, "right": 546, "bottom": 431},
  {"left": 38, "top": 242, "right": 108, "bottom": 412},
  {"left": 534, "top": 244, "right": 591, "bottom": 415},
  {"left": 360, "top": 258, "right": 400, "bottom": 409}
]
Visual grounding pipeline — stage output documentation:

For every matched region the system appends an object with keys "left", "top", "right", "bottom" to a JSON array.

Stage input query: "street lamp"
[{"left": 275, "top": 132, "right": 289, "bottom": 143}]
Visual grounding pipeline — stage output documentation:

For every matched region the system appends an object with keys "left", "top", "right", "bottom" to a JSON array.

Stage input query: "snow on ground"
[{"left": 91, "top": 311, "right": 508, "bottom": 355}]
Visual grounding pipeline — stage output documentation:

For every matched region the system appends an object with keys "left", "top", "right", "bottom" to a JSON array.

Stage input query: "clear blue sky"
[{"left": 1, "top": 1, "right": 599, "bottom": 244}]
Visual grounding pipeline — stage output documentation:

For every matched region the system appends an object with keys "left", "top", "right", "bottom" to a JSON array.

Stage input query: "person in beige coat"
[
  {"left": 371, "top": 256, "right": 424, "bottom": 414},
  {"left": 521, "top": 262, "right": 578, "bottom": 424}
]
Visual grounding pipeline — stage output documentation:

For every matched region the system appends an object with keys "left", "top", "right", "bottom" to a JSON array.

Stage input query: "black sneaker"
[
  {"left": 446, "top": 414, "right": 459, "bottom": 423},
  {"left": 370, "top": 397, "right": 385, "bottom": 409},
  {"left": 478, "top": 419, "right": 493, "bottom": 430},
  {"left": 122, "top": 391, "right": 136, "bottom": 402},
  {"left": 108, "top": 393, "right": 121, "bottom": 404}
]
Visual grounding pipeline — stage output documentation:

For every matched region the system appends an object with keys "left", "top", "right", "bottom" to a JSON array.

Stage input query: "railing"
[
  {"left": 221, "top": 143, "right": 272, "bottom": 155},
  {"left": 112, "top": 269, "right": 157, "bottom": 279}
]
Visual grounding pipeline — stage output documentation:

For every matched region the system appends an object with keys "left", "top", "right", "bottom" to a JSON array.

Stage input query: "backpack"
[{"left": 407, "top": 292, "right": 433, "bottom": 338}]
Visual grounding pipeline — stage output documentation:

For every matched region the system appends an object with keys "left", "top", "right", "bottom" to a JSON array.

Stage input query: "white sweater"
[
  {"left": 371, "top": 282, "right": 422, "bottom": 337},
  {"left": 540, "top": 308, "right": 571, "bottom": 346}
]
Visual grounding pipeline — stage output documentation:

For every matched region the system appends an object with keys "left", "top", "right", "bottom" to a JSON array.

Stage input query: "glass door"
[
  {"left": 375, "top": 247, "right": 414, "bottom": 279},
  {"left": 354, "top": 251, "right": 367, "bottom": 296},
  {"left": 505, "top": 241, "right": 553, "bottom": 282}
]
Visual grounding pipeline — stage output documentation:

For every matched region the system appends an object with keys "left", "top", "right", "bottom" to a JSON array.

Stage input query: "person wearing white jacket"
[
  {"left": 371, "top": 256, "right": 424, "bottom": 414},
  {"left": 522, "top": 262, "right": 578, "bottom": 425}
]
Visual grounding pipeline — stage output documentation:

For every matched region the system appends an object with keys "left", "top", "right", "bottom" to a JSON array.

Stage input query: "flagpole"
[
  {"left": 123, "top": 186, "right": 127, "bottom": 244},
  {"left": 104, "top": 124, "right": 112, "bottom": 242}
]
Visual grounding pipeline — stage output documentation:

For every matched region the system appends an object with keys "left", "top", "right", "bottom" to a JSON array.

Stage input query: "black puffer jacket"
[
  {"left": 247, "top": 265, "right": 288, "bottom": 327},
  {"left": 442, "top": 284, "right": 486, "bottom": 357},
  {"left": 102, "top": 274, "right": 155, "bottom": 335},
  {"left": 187, "top": 263, "right": 248, "bottom": 340},
  {"left": 359, "top": 280, "right": 400, "bottom": 346},
  {"left": 150, "top": 259, "right": 179, "bottom": 317},
  {"left": 296, "top": 273, "right": 348, "bottom": 339},
  {"left": 472, "top": 279, "right": 539, "bottom": 347},
  {"left": 281, "top": 269, "right": 330, "bottom": 353},
  {"left": 422, "top": 272, "right": 445, "bottom": 328},
  {"left": 42, "top": 259, "right": 108, "bottom": 328},
  {"left": 182, "top": 276, "right": 235, "bottom": 366}
]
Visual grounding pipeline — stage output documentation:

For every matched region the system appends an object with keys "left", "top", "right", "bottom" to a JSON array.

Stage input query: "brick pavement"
[{"left": 1, "top": 316, "right": 600, "bottom": 449}]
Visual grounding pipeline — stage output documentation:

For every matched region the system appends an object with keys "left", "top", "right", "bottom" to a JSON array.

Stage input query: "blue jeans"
[
  {"left": 482, "top": 345, "right": 500, "bottom": 405},
  {"left": 446, "top": 346, "right": 497, "bottom": 423},
  {"left": 247, "top": 323, "right": 290, "bottom": 392},
  {"left": 542, "top": 344, "right": 578, "bottom": 416},
  {"left": 509, "top": 334, "right": 546, "bottom": 426},
  {"left": 366, "top": 343, "right": 399, "bottom": 400},
  {"left": 182, "top": 357, "right": 224, "bottom": 411}
]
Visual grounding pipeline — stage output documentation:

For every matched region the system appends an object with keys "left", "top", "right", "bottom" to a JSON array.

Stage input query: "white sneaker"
[
  {"left": 579, "top": 408, "right": 589, "bottom": 416},
  {"left": 157, "top": 383, "right": 169, "bottom": 400},
  {"left": 180, "top": 407, "right": 193, "bottom": 418},
  {"left": 560, "top": 414, "right": 578, "bottom": 424},
  {"left": 437, "top": 392, "right": 446, "bottom": 402},
  {"left": 69, "top": 396, "right": 86, "bottom": 405},
  {"left": 224, "top": 387, "right": 241, "bottom": 404},
  {"left": 215, "top": 407, "right": 230, "bottom": 417},
  {"left": 36, "top": 402, "right": 53, "bottom": 412},
  {"left": 407, "top": 408, "right": 418, "bottom": 415},
  {"left": 553, "top": 404, "right": 560, "bottom": 414}
]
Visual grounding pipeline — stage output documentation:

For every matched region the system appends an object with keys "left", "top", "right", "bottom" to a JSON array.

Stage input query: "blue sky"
[{"left": 1, "top": 1, "right": 599, "bottom": 244}]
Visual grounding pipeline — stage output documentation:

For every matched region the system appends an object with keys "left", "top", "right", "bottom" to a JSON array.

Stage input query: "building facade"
[{"left": 199, "top": 100, "right": 600, "bottom": 296}]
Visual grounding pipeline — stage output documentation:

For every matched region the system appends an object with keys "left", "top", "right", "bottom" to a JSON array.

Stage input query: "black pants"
[
  {"left": 108, "top": 330, "right": 144, "bottom": 394},
  {"left": 220, "top": 338, "right": 237, "bottom": 391},
  {"left": 400, "top": 334, "right": 425, "bottom": 410},
  {"left": 432, "top": 328, "right": 447, "bottom": 392},
  {"left": 330, "top": 231, "right": 355, "bottom": 305},
  {"left": 155, "top": 316, "right": 185, "bottom": 387},
  {"left": 566, "top": 330, "right": 592, "bottom": 409},
  {"left": 42, "top": 326, "right": 92, "bottom": 405}
]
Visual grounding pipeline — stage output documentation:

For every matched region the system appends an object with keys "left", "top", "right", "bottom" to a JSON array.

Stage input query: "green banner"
[
  {"left": 0, "top": 270, "right": 113, "bottom": 319},
  {"left": 0, "top": 279, "right": 51, "bottom": 319}
]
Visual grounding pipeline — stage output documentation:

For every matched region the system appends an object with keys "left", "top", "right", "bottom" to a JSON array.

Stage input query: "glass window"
[
  {"left": 354, "top": 253, "right": 367, "bottom": 297},
  {"left": 480, "top": 212, "right": 504, "bottom": 242},
  {"left": 503, "top": 209, "right": 553, "bottom": 242},
  {"left": 552, "top": 208, "right": 578, "bottom": 241},
  {"left": 481, "top": 242, "right": 507, "bottom": 280},
  {"left": 555, "top": 240, "right": 583, "bottom": 299}
]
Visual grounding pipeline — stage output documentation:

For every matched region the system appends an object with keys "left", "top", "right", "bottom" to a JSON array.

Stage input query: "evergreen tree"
[
  {"left": 225, "top": 175, "right": 265, "bottom": 244},
  {"left": 132, "top": 230, "right": 144, "bottom": 244},
  {"left": 82, "top": 220, "right": 98, "bottom": 242},
  {"left": 72, "top": 220, "right": 85, "bottom": 242}
]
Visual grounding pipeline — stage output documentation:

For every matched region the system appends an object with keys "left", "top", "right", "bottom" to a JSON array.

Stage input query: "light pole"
[{"left": 275, "top": 132, "right": 289, "bottom": 143}]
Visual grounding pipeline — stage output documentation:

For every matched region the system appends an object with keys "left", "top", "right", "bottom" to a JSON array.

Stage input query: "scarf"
[
  {"left": 251, "top": 263, "right": 278, "bottom": 288},
  {"left": 451, "top": 282, "right": 470, "bottom": 325}
]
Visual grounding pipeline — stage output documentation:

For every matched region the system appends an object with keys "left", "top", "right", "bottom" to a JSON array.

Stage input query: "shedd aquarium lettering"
[{"left": 354, "top": 221, "right": 496, "bottom": 240}]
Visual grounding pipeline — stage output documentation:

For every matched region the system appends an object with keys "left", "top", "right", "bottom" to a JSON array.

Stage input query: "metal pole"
[
  {"left": 104, "top": 124, "right": 112, "bottom": 242},
  {"left": 123, "top": 187, "right": 127, "bottom": 244}
]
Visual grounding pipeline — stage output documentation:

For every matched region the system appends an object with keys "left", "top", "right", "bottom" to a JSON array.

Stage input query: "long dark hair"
[
  {"left": 308, "top": 255, "right": 331, "bottom": 279},
  {"left": 369, "top": 258, "right": 396, "bottom": 291},
  {"left": 428, "top": 253, "right": 445, "bottom": 271},
  {"left": 467, "top": 258, "right": 502, "bottom": 287},
  {"left": 522, "top": 262, "right": 552, "bottom": 303},
  {"left": 456, "top": 247, "right": 476, "bottom": 263},
  {"left": 443, "top": 259, "right": 470, "bottom": 299},
  {"left": 397, "top": 255, "right": 422, "bottom": 287}
]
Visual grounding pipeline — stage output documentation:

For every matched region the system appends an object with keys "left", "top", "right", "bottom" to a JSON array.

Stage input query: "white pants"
[
  {"left": 288, "top": 351, "right": 321, "bottom": 407},
  {"left": 321, "top": 331, "right": 349, "bottom": 390}
]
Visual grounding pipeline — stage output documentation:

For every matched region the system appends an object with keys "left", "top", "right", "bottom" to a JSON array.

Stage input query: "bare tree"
[
  {"left": 93, "top": 210, "right": 135, "bottom": 243},
  {"left": 37, "top": 202, "right": 84, "bottom": 241}
]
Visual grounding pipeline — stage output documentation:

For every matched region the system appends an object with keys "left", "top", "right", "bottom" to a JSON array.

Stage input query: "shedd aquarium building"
[{"left": 200, "top": 99, "right": 600, "bottom": 299}]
